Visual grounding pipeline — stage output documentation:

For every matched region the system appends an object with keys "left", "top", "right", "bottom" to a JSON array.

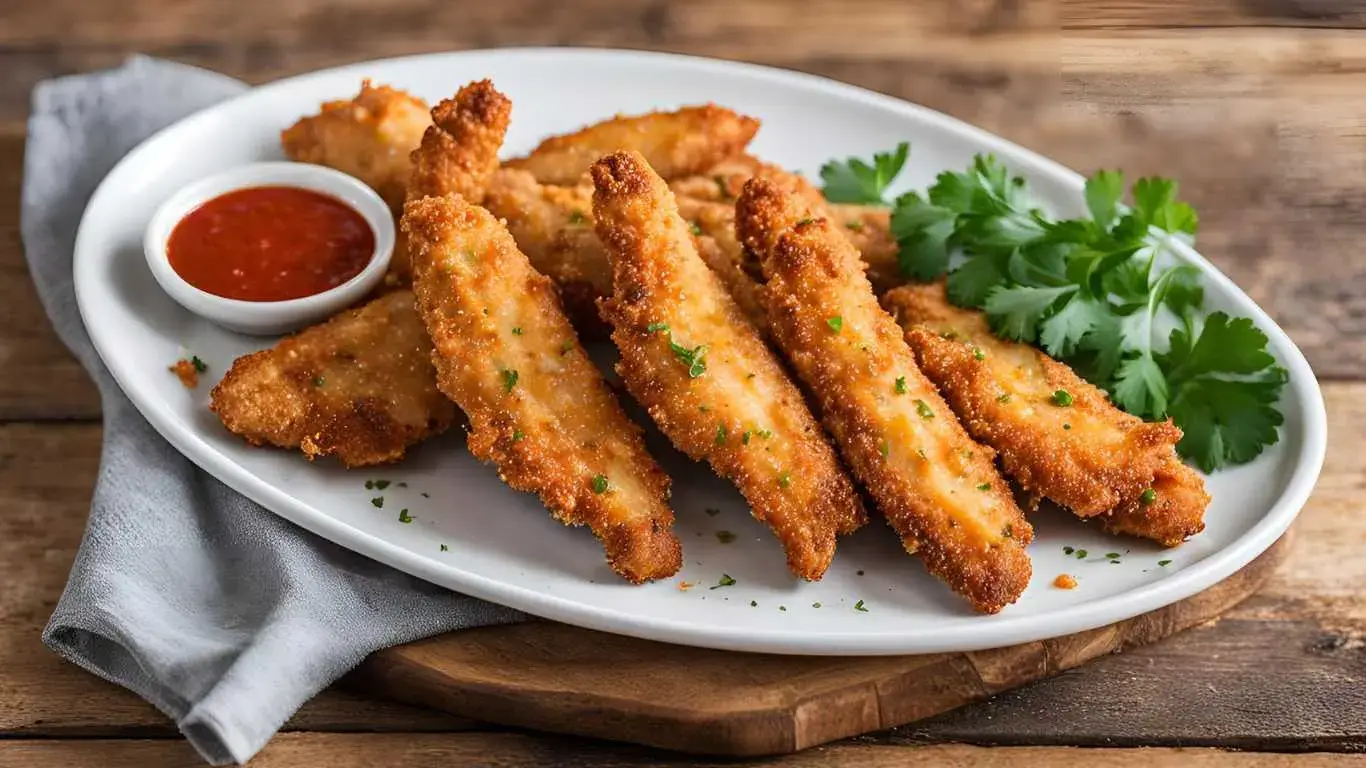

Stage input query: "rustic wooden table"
[{"left": 3, "top": 1, "right": 1364, "bottom": 765}]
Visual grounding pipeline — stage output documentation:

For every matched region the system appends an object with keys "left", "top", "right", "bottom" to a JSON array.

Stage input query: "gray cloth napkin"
[{"left": 22, "top": 56, "right": 524, "bottom": 766}]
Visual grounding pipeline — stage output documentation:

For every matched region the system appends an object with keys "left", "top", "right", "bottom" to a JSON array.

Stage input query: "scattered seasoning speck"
[
  {"left": 715, "top": 423, "right": 728, "bottom": 446},
  {"left": 371, "top": 497, "right": 384, "bottom": 508},
  {"left": 998, "top": 393, "right": 1012, "bottom": 404},
  {"left": 1054, "top": 574, "right": 1078, "bottom": 589},
  {"left": 854, "top": 600, "right": 869, "bottom": 612},
  {"left": 1063, "top": 423, "right": 1072, "bottom": 430},
  {"left": 1002, "top": 524, "right": 1014, "bottom": 539},
  {"left": 689, "top": 222, "right": 703, "bottom": 236},
  {"left": 373, "top": 480, "right": 391, "bottom": 490},
  {"left": 190, "top": 355, "right": 208, "bottom": 374},
  {"left": 973, "top": 347, "right": 986, "bottom": 361},
  {"left": 977, "top": 483, "right": 991, "bottom": 491},
  {"left": 1105, "top": 552, "right": 1121, "bottom": 559},
  {"left": 559, "top": 340, "right": 574, "bottom": 355},
  {"left": 397, "top": 482, "right": 408, "bottom": 488},
  {"left": 915, "top": 400, "right": 934, "bottom": 419},
  {"left": 1158, "top": 559, "right": 1173, "bottom": 567},
  {"left": 365, "top": 480, "right": 375, "bottom": 490},
  {"left": 568, "top": 210, "right": 587, "bottom": 224},
  {"left": 511, "top": 326, "right": 523, "bottom": 335},
  {"left": 678, "top": 581, "right": 695, "bottom": 591},
  {"left": 879, "top": 441, "right": 890, "bottom": 459},
  {"left": 715, "top": 530, "right": 736, "bottom": 544},
  {"left": 398, "top": 509, "right": 413, "bottom": 524},
  {"left": 894, "top": 376, "right": 908, "bottom": 395},
  {"left": 705, "top": 507, "right": 721, "bottom": 517},
  {"left": 512, "top": 429, "right": 526, "bottom": 442},
  {"left": 917, "top": 448, "right": 928, "bottom": 461},
  {"left": 1141, "top": 488, "right": 1158, "bottom": 505},
  {"left": 591, "top": 475, "right": 610, "bottom": 494},
  {"left": 440, "top": 544, "right": 448, "bottom": 552},
  {"left": 1074, "top": 548, "right": 1088, "bottom": 559},
  {"left": 711, "top": 574, "right": 736, "bottom": 589},
  {"left": 742, "top": 430, "right": 753, "bottom": 445},
  {"left": 421, "top": 492, "right": 430, "bottom": 498},
  {"left": 778, "top": 471, "right": 792, "bottom": 489},
  {"left": 1051, "top": 389, "right": 1074, "bottom": 407},
  {"left": 501, "top": 368, "right": 519, "bottom": 393},
  {"left": 826, "top": 316, "right": 843, "bottom": 333},
  {"left": 647, "top": 322, "right": 670, "bottom": 334},
  {"left": 756, "top": 429, "right": 773, "bottom": 439},
  {"left": 797, "top": 217, "right": 815, "bottom": 226},
  {"left": 856, "top": 569, "right": 865, "bottom": 576},
  {"left": 779, "top": 605, "right": 787, "bottom": 612},
  {"left": 812, "top": 602, "right": 822, "bottom": 608},
  {"left": 312, "top": 376, "right": 326, "bottom": 387},
  {"left": 846, "top": 220, "right": 864, "bottom": 232},
  {"left": 1063, "top": 546, "right": 1075, "bottom": 555},
  {"left": 750, "top": 600, "right": 758, "bottom": 607}
]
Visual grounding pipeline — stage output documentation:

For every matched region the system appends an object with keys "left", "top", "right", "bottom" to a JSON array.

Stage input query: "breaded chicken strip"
[
  {"left": 210, "top": 290, "right": 456, "bottom": 467},
  {"left": 281, "top": 80, "right": 432, "bottom": 216},
  {"left": 508, "top": 105, "right": 761, "bottom": 186},
  {"left": 403, "top": 195, "right": 682, "bottom": 582},
  {"left": 591, "top": 151, "right": 865, "bottom": 581},
  {"left": 485, "top": 170, "right": 769, "bottom": 337},
  {"left": 737, "top": 179, "right": 1033, "bottom": 614},
  {"left": 882, "top": 282, "right": 1206, "bottom": 545},
  {"left": 673, "top": 161, "right": 902, "bottom": 291}
]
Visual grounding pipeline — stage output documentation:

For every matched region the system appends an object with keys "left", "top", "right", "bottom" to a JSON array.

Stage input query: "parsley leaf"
[{"left": 820, "top": 141, "right": 909, "bottom": 205}]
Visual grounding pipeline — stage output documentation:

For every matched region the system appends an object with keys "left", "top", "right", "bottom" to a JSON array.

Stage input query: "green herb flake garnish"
[
  {"left": 1158, "top": 559, "right": 1173, "bottom": 567},
  {"left": 559, "top": 340, "right": 574, "bottom": 356},
  {"left": 1063, "top": 546, "right": 1075, "bottom": 555},
  {"left": 705, "top": 507, "right": 721, "bottom": 517},
  {"left": 997, "top": 393, "right": 1012, "bottom": 404},
  {"left": 778, "top": 471, "right": 792, "bottom": 489},
  {"left": 977, "top": 483, "right": 991, "bottom": 491},
  {"left": 1051, "top": 389, "right": 1074, "bottom": 407},
  {"left": 398, "top": 509, "right": 413, "bottom": 524},
  {"left": 420, "top": 492, "right": 430, "bottom": 498},
  {"left": 854, "top": 599, "right": 869, "bottom": 612},
  {"left": 511, "top": 326, "right": 523, "bottom": 336},
  {"left": 819, "top": 141, "right": 910, "bottom": 205},
  {"left": 812, "top": 602, "right": 822, "bottom": 608},
  {"left": 190, "top": 355, "right": 208, "bottom": 374},
  {"left": 750, "top": 600, "right": 758, "bottom": 607},
  {"left": 689, "top": 222, "right": 703, "bottom": 236},
  {"left": 894, "top": 376, "right": 908, "bottom": 395},
  {"left": 568, "top": 210, "right": 587, "bottom": 224},
  {"left": 312, "top": 376, "right": 325, "bottom": 387},
  {"left": 1140, "top": 488, "right": 1158, "bottom": 505},
  {"left": 846, "top": 220, "right": 864, "bottom": 232},
  {"left": 1063, "top": 423, "right": 1072, "bottom": 430},
  {"left": 591, "top": 475, "right": 610, "bottom": 494},
  {"left": 711, "top": 574, "right": 737, "bottom": 589},
  {"left": 716, "top": 530, "right": 737, "bottom": 544},
  {"left": 915, "top": 399, "right": 934, "bottom": 419},
  {"left": 501, "top": 368, "right": 519, "bottom": 393},
  {"left": 373, "top": 480, "right": 391, "bottom": 490},
  {"left": 714, "top": 423, "right": 728, "bottom": 446},
  {"left": 512, "top": 430, "right": 526, "bottom": 442},
  {"left": 879, "top": 441, "right": 890, "bottom": 459},
  {"left": 371, "top": 497, "right": 384, "bottom": 508},
  {"left": 826, "top": 315, "right": 844, "bottom": 333},
  {"left": 1105, "top": 552, "right": 1121, "bottom": 560},
  {"left": 973, "top": 347, "right": 986, "bottom": 361},
  {"left": 440, "top": 544, "right": 448, "bottom": 552},
  {"left": 742, "top": 430, "right": 753, "bottom": 445},
  {"left": 779, "top": 605, "right": 787, "bottom": 612},
  {"left": 669, "top": 340, "right": 708, "bottom": 378},
  {"left": 1074, "top": 548, "right": 1088, "bottom": 559},
  {"left": 647, "top": 322, "right": 670, "bottom": 334}
]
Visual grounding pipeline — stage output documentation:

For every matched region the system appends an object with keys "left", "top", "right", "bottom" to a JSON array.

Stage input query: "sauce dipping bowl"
[{"left": 144, "top": 162, "right": 395, "bottom": 336}]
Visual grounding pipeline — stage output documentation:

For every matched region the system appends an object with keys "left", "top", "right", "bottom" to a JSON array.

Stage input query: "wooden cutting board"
[{"left": 351, "top": 530, "right": 1291, "bottom": 757}]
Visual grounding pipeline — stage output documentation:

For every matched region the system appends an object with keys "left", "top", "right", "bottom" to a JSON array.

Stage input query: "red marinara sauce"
[{"left": 167, "top": 186, "right": 375, "bottom": 302}]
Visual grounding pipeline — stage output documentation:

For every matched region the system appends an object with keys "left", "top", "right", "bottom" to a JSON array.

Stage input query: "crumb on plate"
[{"left": 1053, "top": 573, "right": 1078, "bottom": 590}]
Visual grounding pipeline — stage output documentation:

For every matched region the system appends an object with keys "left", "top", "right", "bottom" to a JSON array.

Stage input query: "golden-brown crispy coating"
[
  {"left": 508, "top": 105, "right": 761, "bottom": 186},
  {"left": 210, "top": 290, "right": 456, "bottom": 468},
  {"left": 674, "top": 196, "right": 770, "bottom": 334},
  {"left": 403, "top": 194, "right": 682, "bottom": 582},
  {"left": 883, "top": 282, "right": 1206, "bottom": 544},
  {"left": 383, "top": 80, "right": 514, "bottom": 285},
  {"left": 591, "top": 151, "right": 865, "bottom": 581},
  {"left": 737, "top": 179, "right": 1033, "bottom": 614},
  {"left": 1102, "top": 458, "right": 1208, "bottom": 546},
  {"left": 829, "top": 204, "right": 901, "bottom": 292},
  {"left": 281, "top": 80, "right": 432, "bottom": 216},
  {"left": 483, "top": 169, "right": 611, "bottom": 335}
]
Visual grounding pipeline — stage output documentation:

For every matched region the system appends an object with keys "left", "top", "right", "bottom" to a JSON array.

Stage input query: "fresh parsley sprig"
[
  {"left": 833, "top": 148, "right": 1284, "bottom": 471},
  {"left": 819, "top": 142, "right": 909, "bottom": 205}
]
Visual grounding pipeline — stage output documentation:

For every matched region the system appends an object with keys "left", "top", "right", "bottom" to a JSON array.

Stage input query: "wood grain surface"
[{"left": 2, "top": 0, "right": 1362, "bottom": 765}]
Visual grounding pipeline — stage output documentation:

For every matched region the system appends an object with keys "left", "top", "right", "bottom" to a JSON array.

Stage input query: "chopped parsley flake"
[
  {"left": 756, "top": 429, "right": 773, "bottom": 439},
  {"left": 854, "top": 600, "right": 869, "bottom": 612},
  {"left": 1140, "top": 488, "right": 1158, "bottom": 505},
  {"left": 501, "top": 368, "right": 519, "bottom": 393},
  {"left": 511, "top": 326, "right": 524, "bottom": 336},
  {"left": 778, "top": 471, "right": 792, "bottom": 489},
  {"left": 591, "top": 475, "right": 610, "bottom": 494},
  {"left": 715, "top": 423, "right": 728, "bottom": 446},
  {"left": 559, "top": 340, "right": 574, "bottom": 355},
  {"left": 1064, "top": 423, "right": 1072, "bottom": 430},
  {"left": 812, "top": 601, "right": 822, "bottom": 608},
  {"left": 705, "top": 507, "right": 721, "bottom": 517},
  {"left": 915, "top": 399, "right": 935, "bottom": 419},
  {"left": 371, "top": 497, "right": 384, "bottom": 508},
  {"left": 750, "top": 600, "right": 758, "bottom": 607},
  {"left": 827, "top": 316, "right": 844, "bottom": 333},
  {"left": 779, "top": 605, "right": 787, "bottom": 612},
  {"left": 742, "top": 430, "right": 752, "bottom": 445},
  {"left": 894, "top": 376, "right": 908, "bottom": 395},
  {"left": 568, "top": 210, "right": 587, "bottom": 224},
  {"left": 1074, "top": 548, "right": 1089, "bottom": 559},
  {"left": 398, "top": 509, "right": 413, "bottom": 524},
  {"left": 1158, "top": 559, "right": 1173, "bottom": 567},
  {"left": 312, "top": 376, "right": 325, "bottom": 387},
  {"left": 420, "top": 492, "right": 430, "bottom": 498},
  {"left": 689, "top": 222, "right": 703, "bottom": 236},
  {"left": 846, "top": 220, "right": 864, "bottom": 232},
  {"left": 1105, "top": 552, "right": 1121, "bottom": 559},
  {"left": 1051, "top": 389, "right": 1074, "bottom": 407},
  {"left": 1063, "top": 546, "right": 1075, "bottom": 555},
  {"left": 716, "top": 530, "right": 736, "bottom": 544},
  {"left": 879, "top": 441, "right": 890, "bottom": 459},
  {"left": 711, "top": 574, "right": 737, "bottom": 589},
  {"left": 973, "top": 347, "right": 986, "bottom": 361},
  {"left": 669, "top": 340, "right": 708, "bottom": 377},
  {"left": 647, "top": 322, "right": 670, "bottom": 334},
  {"left": 373, "top": 480, "right": 391, "bottom": 490},
  {"left": 797, "top": 217, "right": 815, "bottom": 226},
  {"left": 190, "top": 355, "right": 208, "bottom": 373},
  {"left": 512, "top": 429, "right": 526, "bottom": 442},
  {"left": 440, "top": 544, "right": 448, "bottom": 552},
  {"left": 998, "top": 393, "right": 1012, "bottom": 404},
  {"left": 977, "top": 483, "right": 991, "bottom": 491}
]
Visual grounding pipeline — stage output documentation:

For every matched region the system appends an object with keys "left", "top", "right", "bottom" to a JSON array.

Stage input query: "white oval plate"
[{"left": 74, "top": 48, "right": 1327, "bottom": 655}]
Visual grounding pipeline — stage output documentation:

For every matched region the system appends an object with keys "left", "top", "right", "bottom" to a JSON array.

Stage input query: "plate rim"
[{"left": 73, "top": 46, "right": 1329, "bottom": 655}]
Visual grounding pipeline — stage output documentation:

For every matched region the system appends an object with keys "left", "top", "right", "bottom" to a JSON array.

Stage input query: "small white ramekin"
[{"left": 144, "top": 162, "right": 395, "bottom": 336}]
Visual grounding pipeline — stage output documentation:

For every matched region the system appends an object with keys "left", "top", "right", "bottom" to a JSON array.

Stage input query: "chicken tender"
[
  {"left": 281, "top": 80, "right": 432, "bottom": 216},
  {"left": 485, "top": 170, "right": 769, "bottom": 337},
  {"left": 737, "top": 179, "right": 1033, "bottom": 614},
  {"left": 591, "top": 151, "right": 865, "bottom": 581},
  {"left": 1103, "top": 458, "right": 1208, "bottom": 547},
  {"left": 403, "top": 194, "right": 682, "bottom": 582},
  {"left": 210, "top": 290, "right": 456, "bottom": 467},
  {"left": 829, "top": 204, "right": 900, "bottom": 292},
  {"left": 508, "top": 105, "right": 761, "bottom": 186},
  {"left": 883, "top": 282, "right": 1206, "bottom": 544}
]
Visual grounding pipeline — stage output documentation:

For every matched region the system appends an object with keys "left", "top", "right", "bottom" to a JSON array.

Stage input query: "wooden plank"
[
  {"left": 1063, "top": 0, "right": 1366, "bottom": 29},
  {"left": 3, "top": 736, "right": 1365, "bottom": 768},
  {"left": 0, "top": 383, "right": 1361, "bottom": 746}
]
